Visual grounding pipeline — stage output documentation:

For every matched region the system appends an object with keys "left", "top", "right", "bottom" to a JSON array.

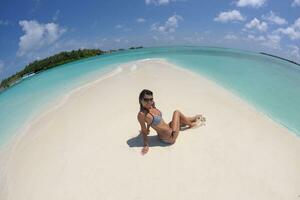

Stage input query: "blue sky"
[{"left": 0, "top": 0, "right": 300, "bottom": 81}]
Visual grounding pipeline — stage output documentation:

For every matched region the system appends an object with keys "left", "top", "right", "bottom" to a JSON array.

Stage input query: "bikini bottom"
[{"left": 159, "top": 130, "right": 176, "bottom": 144}]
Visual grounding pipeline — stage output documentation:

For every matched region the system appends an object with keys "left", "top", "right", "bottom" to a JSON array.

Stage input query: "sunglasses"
[{"left": 143, "top": 97, "right": 153, "bottom": 102}]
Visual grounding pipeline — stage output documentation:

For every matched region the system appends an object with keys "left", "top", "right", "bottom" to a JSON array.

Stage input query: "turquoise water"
[{"left": 0, "top": 46, "right": 299, "bottom": 148}]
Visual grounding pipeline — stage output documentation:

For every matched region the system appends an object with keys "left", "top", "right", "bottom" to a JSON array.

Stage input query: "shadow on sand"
[
  {"left": 127, "top": 125, "right": 195, "bottom": 148},
  {"left": 127, "top": 133, "right": 172, "bottom": 147}
]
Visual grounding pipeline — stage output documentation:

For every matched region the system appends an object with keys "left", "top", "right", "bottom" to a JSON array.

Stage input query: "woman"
[{"left": 137, "top": 89, "right": 206, "bottom": 155}]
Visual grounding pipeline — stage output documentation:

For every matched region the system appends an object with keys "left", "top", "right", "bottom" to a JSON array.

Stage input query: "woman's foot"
[
  {"left": 189, "top": 122, "right": 198, "bottom": 128},
  {"left": 188, "top": 114, "right": 206, "bottom": 129},
  {"left": 193, "top": 114, "right": 206, "bottom": 123}
]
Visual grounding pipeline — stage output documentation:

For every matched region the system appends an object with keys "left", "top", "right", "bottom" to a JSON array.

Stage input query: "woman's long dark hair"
[{"left": 139, "top": 89, "right": 156, "bottom": 113}]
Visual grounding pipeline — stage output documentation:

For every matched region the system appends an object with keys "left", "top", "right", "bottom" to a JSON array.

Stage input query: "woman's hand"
[
  {"left": 141, "top": 145, "right": 149, "bottom": 155},
  {"left": 139, "top": 129, "right": 150, "bottom": 135}
]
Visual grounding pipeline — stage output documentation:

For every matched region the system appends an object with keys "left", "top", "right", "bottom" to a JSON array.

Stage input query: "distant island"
[
  {"left": 259, "top": 52, "right": 300, "bottom": 66},
  {"left": 0, "top": 46, "right": 143, "bottom": 92}
]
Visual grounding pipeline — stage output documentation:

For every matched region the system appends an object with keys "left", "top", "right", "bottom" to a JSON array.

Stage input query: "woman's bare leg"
[
  {"left": 169, "top": 110, "right": 181, "bottom": 144},
  {"left": 168, "top": 110, "right": 197, "bottom": 143},
  {"left": 169, "top": 112, "right": 199, "bottom": 127},
  {"left": 177, "top": 110, "right": 194, "bottom": 127},
  {"left": 181, "top": 116, "right": 199, "bottom": 126}
]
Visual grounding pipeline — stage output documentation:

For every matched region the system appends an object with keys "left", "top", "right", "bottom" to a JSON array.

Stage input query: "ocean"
[{"left": 0, "top": 46, "right": 299, "bottom": 149}]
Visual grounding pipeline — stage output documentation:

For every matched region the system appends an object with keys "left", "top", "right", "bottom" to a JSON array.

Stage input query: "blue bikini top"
[{"left": 147, "top": 109, "right": 162, "bottom": 127}]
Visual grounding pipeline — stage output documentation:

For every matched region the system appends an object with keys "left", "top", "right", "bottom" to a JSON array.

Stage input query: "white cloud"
[
  {"left": 245, "top": 18, "right": 268, "bottom": 31},
  {"left": 214, "top": 10, "right": 245, "bottom": 23},
  {"left": 262, "top": 11, "right": 287, "bottom": 25},
  {"left": 136, "top": 18, "right": 146, "bottom": 23},
  {"left": 236, "top": 0, "right": 266, "bottom": 8},
  {"left": 52, "top": 10, "right": 60, "bottom": 21},
  {"left": 275, "top": 17, "right": 300, "bottom": 40},
  {"left": 0, "top": 60, "right": 4, "bottom": 74},
  {"left": 30, "top": 0, "right": 42, "bottom": 14},
  {"left": 183, "top": 32, "right": 204, "bottom": 43},
  {"left": 293, "top": 18, "right": 300, "bottom": 29},
  {"left": 151, "top": 14, "right": 183, "bottom": 33},
  {"left": 115, "top": 24, "right": 123, "bottom": 29},
  {"left": 145, "top": 0, "right": 177, "bottom": 6},
  {"left": 17, "top": 20, "right": 66, "bottom": 57},
  {"left": 114, "top": 24, "right": 131, "bottom": 31},
  {"left": 246, "top": 34, "right": 281, "bottom": 49},
  {"left": 0, "top": 20, "right": 10, "bottom": 26},
  {"left": 112, "top": 37, "right": 130, "bottom": 44},
  {"left": 276, "top": 27, "right": 300, "bottom": 40},
  {"left": 287, "top": 45, "right": 300, "bottom": 60},
  {"left": 224, "top": 34, "right": 238, "bottom": 40},
  {"left": 93, "top": 42, "right": 104, "bottom": 48},
  {"left": 292, "top": 0, "right": 300, "bottom": 7},
  {"left": 247, "top": 34, "right": 266, "bottom": 41},
  {"left": 262, "top": 34, "right": 281, "bottom": 49}
]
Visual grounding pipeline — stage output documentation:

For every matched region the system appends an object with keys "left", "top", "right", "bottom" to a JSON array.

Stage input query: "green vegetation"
[
  {"left": 129, "top": 46, "right": 143, "bottom": 50},
  {"left": 260, "top": 52, "right": 300, "bottom": 66},
  {"left": 0, "top": 46, "right": 143, "bottom": 91}
]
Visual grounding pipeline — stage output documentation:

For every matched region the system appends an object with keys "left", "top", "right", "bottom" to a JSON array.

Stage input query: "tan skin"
[{"left": 137, "top": 94, "right": 206, "bottom": 155}]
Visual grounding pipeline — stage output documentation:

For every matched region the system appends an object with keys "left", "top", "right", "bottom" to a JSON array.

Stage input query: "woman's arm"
[
  {"left": 137, "top": 113, "right": 149, "bottom": 146},
  {"left": 146, "top": 124, "right": 150, "bottom": 134},
  {"left": 137, "top": 113, "right": 150, "bottom": 155},
  {"left": 141, "top": 131, "right": 149, "bottom": 146}
]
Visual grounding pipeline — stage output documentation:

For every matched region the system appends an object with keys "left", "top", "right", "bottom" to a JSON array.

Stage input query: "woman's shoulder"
[
  {"left": 138, "top": 110, "right": 147, "bottom": 117},
  {"left": 155, "top": 107, "right": 161, "bottom": 113}
]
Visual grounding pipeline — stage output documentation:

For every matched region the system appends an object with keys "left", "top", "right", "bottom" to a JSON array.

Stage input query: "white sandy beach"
[{"left": 1, "top": 58, "right": 300, "bottom": 200}]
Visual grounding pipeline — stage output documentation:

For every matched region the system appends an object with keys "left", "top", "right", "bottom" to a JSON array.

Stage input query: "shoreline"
[
  {"left": 1, "top": 58, "right": 300, "bottom": 199},
  {"left": 163, "top": 59, "right": 300, "bottom": 138},
  {"left": 0, "top": 61, "right": 132, "bottom": 197},
  {"left": 0, "top": 58, "right": 157, "bottom": 196}
]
